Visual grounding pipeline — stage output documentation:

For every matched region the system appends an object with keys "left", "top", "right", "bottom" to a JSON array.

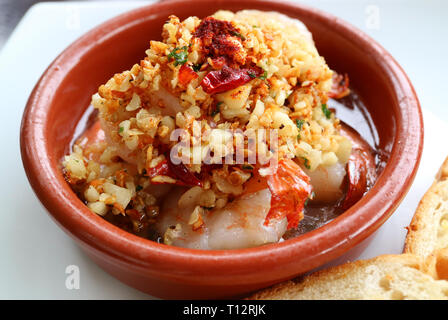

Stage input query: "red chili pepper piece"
[
  {"left": 200, "top": 65, "right": 261, "bottom": 94},
  {"left": 145, "top": 158, "right": 203, "bottom": 187},
  {"left": 265, "top": 159, "right": 312, "bottom": 229},
  {"left": 193, "top": 17, "right": 243, "bottom": 63},
  {"left": 193, "top": 17, "right": 239, "bottom": 45},
  {"left": 145, "top": 160, "right": 170, "bottom": 178},
  {"left": 178, "top": 64, "right": 198, "bottom": 86},
  {"left": 167, "top": 156, "right": 203, "bottom": 187}
]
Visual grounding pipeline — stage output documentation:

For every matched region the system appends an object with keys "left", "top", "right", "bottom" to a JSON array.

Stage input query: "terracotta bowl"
[{"left": 20, "top": 0, "right": 423, "bottom": 299}]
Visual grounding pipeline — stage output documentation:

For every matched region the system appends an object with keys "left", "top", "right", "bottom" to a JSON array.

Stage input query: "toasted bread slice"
[
  {"left": 404, "top": 157, "right": 448, "bottom": 257},
  {"left": 422, "top": 248, "right": 448, "bottom": 280},
  {"left": 248, "top": 254, "right": 448, "bottom": 300}
]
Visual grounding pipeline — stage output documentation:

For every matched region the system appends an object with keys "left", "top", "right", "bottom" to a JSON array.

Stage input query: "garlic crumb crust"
[{"left": 62, "top": 10, "right": 354, "bottom": 250}]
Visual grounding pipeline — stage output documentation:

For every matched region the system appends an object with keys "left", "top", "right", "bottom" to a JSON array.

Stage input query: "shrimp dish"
[{"left": 62, "top": 10, "right": 378, "bottom": 250}]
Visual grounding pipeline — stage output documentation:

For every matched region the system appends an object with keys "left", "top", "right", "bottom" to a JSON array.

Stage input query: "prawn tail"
[
  {"left": 340, "top": 148, "right": 376, "bottom": 210},
  {"left": 328, "top": 72, "right": 350, "bottom": 99},
  {"left": 265, "top": 159, "right": 313, "bottom": 229}
]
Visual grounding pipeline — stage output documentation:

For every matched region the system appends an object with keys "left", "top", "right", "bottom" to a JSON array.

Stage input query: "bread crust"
[
  {"left": 404, "top": 157, "right": 448, "bottom": 257},
  {"left": 248, "top": 254, "right": 425, "bottom": 300}
]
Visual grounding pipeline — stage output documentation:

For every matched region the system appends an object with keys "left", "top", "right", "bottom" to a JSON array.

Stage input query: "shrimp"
[
  {"left": 97, "top": 85, "right": 184, "bottom": 166},
  {"left": 156, "top": 159, "right": 312, "bottom": 250},
  {"left": 304, "top": 162, "right": 347, "bottom": 203},
  {"left": 156, "top": 188, "right": 286, "bottom": 250},
  {"left": 328, "top": 72, "right": 350, "bottom": 99},
  {"left": 303, "top": 122, "right": 376, "bottom": 207},
  {"left": 150, "top": 86, "right": 184, "bottom": 117},
  {"left": 339, "top": 123, "right": 377, "bottom": 209}
]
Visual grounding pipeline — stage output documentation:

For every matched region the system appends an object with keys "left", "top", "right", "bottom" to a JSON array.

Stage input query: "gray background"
[{"left": 0, "top": 0, "right": 150, "bottom": 49}]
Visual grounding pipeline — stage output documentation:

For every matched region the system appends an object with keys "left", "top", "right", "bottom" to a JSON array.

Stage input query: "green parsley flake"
[
  {"left": 247, "top": 70, "right": 257, "bottom": 78},
  {"left": 242, "top": 164, "right": 254, "bottom": 170},
  {"left": 211, "top": 102, "right": 222, "bottom": 117},
  {"left": 168, "top": 46, "right": 188, "bottom": 66},
  {"left": 259, "top": 70, "right": 268, "bottom": 80},
  {"left": 295, "top": 119, "right": 305, "bottom": 130},
  {"left": 118, "top": 126, "right": 124, "bottom": 133},
  {"left": 321, "top": 103, "right": 332, "bottom": 119},
  {"left": 302, "top": 157, "right": 311, "bottom": 170},
  {"left": 231, "top": 31, "right": 246, "bottom": 41},
  {"left": 296, "top": 119, "right": 305, "bottom": 140},
  {"left": 192, "top": 63, "right": 202, "bottom": 72}
]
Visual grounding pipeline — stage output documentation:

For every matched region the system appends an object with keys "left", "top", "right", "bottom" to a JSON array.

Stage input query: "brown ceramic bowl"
[{"left": 20, "top": 0, "right": 423, "bottom": 299}]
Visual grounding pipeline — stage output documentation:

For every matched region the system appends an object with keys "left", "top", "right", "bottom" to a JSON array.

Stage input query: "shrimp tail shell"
[
  {"left": 265, "top": 159, "right": 313, "bottom": 229},
  {"left": 340, "top": 148, "right": 376, "bottom": 210}
]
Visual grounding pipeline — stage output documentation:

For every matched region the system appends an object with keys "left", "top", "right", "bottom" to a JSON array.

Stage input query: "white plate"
[{"left": 0, "top": 1, "right": 447, "bottom": 299}]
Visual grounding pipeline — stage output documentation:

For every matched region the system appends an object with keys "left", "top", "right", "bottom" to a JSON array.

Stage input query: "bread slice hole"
[
  {"left": 379, "top": 276, "right": 391, "bottom": 290},
  {"left": 390, "top": 290, "right": 404, "bottom": 300},
  {"left": 440, "top": 215, "right": 448, "bottom": 227}
]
